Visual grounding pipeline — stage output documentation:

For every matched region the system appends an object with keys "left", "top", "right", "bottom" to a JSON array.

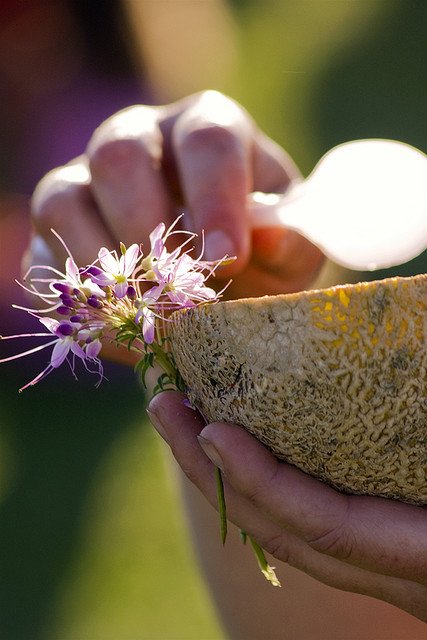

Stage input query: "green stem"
[
  {"left": 148, "top": 339, "right": 280, "bottom": 586},
  {"left": 151, "top": 338, "right": 226, "bottom": 544},
  {"left": 249, "top": 536, "right": 281, "bottom": 587},
  {"left": 150, "top": 341, "right": 177, "bottom": 382},
  {"left": 215, "top": 467, "right": 228, "bottom": 545}
]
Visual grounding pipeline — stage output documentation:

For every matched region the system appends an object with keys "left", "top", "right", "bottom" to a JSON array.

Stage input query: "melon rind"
[{"left": 169, "top": 274, "right": 427, "bottom": 505}]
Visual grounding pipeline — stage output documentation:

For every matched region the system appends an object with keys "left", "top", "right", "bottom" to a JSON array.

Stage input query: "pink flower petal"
[
  {"left": 121, "top": 243, "right": 139, "bottom": 275},
  {"left": 85, "top": 339, "right": 102, "bottom": 359},
  {"left": 50, "top": 338, "right": 71, "bottom": 368},
  {"left": 142, "top": 283, "right": 164, "bottom": 304},
  {"left": 70, "top": 341, "right": 87, "bottom": 360},
  {"left": 98, "top": 247, "right": 118, "bottom": 273},
  {"left": 142, "top": 309, "right": 155, "bottom": 344},
  {"left": 149, "top": 223, "right": 165, "bottom": 247},
  {"left": 65, "top": 257, "right": 80, "bottom": 282},
  {"left": 114, "top": 281, "right": 128, "bottom": 298},
  {"left": 91, "top": 273, "right": 116, "bottom": 287}
]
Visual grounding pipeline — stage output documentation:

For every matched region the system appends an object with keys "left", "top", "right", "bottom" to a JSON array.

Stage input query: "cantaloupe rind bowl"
[{"left": 169, "top": 273, "right": 427, "bottom": 506}]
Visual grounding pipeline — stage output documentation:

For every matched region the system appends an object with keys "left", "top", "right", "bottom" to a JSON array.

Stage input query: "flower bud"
[
  {"left": 126, "top": 285, "right": 137, "bottom": 300},
  {"left": 84, "top": 266, "right": 104, "bottom": 277},
  {"left": 56, "top": 322, "right": 75, "bottom": 337},
  {"left": 87, "top": 296, "right": 103, "bottom": 309},
  {"left": 60, "top": 293, "right": 75, "bottom": 307},
  {"left": 57, "top": 305, "right": 72, "bottom": 315},
  {"left": 52, "top": 282, "right": 72, "bottom": 294},
  {"left": 73, "top": 288, "right": 87, "bottom": 303}
]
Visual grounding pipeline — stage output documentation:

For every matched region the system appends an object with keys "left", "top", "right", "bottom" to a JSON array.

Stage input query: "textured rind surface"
[{"left": 170, "top": 274, "right": 427, "bottom": 505}]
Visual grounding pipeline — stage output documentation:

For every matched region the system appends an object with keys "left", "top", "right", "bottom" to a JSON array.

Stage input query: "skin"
[
  {"left": 148, "top": 391, "right": 427, "bottom": 625},
  {"left": 28, "top": 91, "right": 427, "bottom": 632},
  {"left": 29, "top": 90, "right": 323, "bottom": 297}
]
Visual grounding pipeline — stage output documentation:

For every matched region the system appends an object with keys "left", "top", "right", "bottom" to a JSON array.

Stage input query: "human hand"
[
  {"left": 28, "top": 91, "right": 323, "bottom": 305},
  {"left": 147, "top": 390, "right": 427, "bottom": 622}
]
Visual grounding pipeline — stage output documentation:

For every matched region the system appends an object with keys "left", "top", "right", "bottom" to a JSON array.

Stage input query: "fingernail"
[
  {"left": 197, "top": 435, "right": 224, "bottom": 471},
  {"left": 204, "top": 230, "right": 235, "bottom": 262},
  {"left": 146, "top": 408, "right": 170, "bottom": 445}
]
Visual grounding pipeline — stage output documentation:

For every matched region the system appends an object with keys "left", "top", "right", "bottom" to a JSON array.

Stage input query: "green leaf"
[{"left": 134, "top": 352, "right": 155, "bottom": 387}]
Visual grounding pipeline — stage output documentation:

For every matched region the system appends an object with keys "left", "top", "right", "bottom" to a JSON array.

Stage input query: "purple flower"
[
  {"left": 85, "top": 338, "right": 102, "bottom": 359},
  {"left": 0, "top": 316, "right": 101, "bottom": 391},
  {"left": 140, "top": 218, "right": 194, "bottom": 274},
  {"left": 155, "top": 254, "right": 217, "bottom": 308},
  {"left": 92, "top": 243, "right": 140, "bottom": 298},
  {"left": 149, "top": 222, "right": 167, "bottom": 261},
  {"left": 1, "top": 219, "right": 233, "bottom": 391},
  {"left": 135, "top": 284, "right": 165, "bottom": 344}
]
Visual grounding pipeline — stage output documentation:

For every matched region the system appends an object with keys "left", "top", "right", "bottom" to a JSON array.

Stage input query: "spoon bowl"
[{"left": 250, "top": 139, "right": 427, "bottom": 270}]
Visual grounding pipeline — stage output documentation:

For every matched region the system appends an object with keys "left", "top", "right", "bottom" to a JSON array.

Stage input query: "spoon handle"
[
  {"left": 249, "top": 187, "right": 333, "bottom": 254},
  {"left": 248, "top": 189, "right": 427, "bottom": 271},
  {"left": 249, "top": 189, "right": 304, "bottom": 231}
]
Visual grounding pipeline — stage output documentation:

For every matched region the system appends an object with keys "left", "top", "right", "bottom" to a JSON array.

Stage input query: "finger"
[
  {"left": 224, "top": 244, "right": 323, "bottom": 299},
  {"left": 147, "top": 392, "right": 427, "bottom": 619},
  {"left": 251, "top": 226, "right": 324, "bottom": 290},
  {"left": 161, "top": 96, "right": 299, "bottom": 208},
  {"left": 171, "top": 91, "right": 253, "bottom": 271},
  {"left": 251, "top": 130, "right": 324, "bottom": 280},
  {"left": 200, "top": 422, "right": 427, "bottom": 586},
  {"left": 170, "top": 90, "right": 322, "bottom": 284},
  {"left": 87, "top": 105, "right": 174, "bottom": 247},
  {"left": 22, "top": 234, "right": 58, "bottom": 275},
  {"left": 147, "top": 391, "right": 211, "bottom": 480},
  {"left": 252, "top": 130, "right": 301, "bottom": 192},
  {"left": 31, "top": 160, "right": 114, "bottom": 266}
]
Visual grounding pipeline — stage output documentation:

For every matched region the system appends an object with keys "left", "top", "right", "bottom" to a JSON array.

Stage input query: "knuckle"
[
  {"left": 195, "top": 90, "right": 247, "bottom": 123},
  {"left": 305, "top": 517, "right": 354, "bottom": 561},
  {"left": 31, "top": 169, "right": 82, "bottom": 231},
  {"left": 242, "top": 480, "right": 269, "bottom": 506},
  {"left": 104, "top": 104, "right": 158, "bottom": 136},
  {"left": 31, "top": 173, "right": 57, "bottom": 222},
  {"left": 89, "top": 137, "right": 154, "bottom": 177},
  {"left": 179, "top": 123, "right": 244, "bottom": 159},
  {"left": 197, "top": 89, "right": 231, "bottom": 104},
  {"left": 263, "top": 533, "right": 290, "bottom": 563},
  {"left": 192, "top": 89, "right": 241, "bottom": 114},
  {"left": 88, "top": 106, "right": 161, "bottom": 176},
  {"left": 175, "top": 91, "right": 251, "bottom": 158},
  {"left": 243, "top": 465, "right": 281, "bottom": 508},
  {"left": 191, "top": 191, "right": 242, "bottom": 224}
]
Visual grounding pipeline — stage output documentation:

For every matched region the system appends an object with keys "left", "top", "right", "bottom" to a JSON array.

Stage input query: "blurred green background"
[{"left": 0, "top": 1, "right": 426, "bottom": 639}]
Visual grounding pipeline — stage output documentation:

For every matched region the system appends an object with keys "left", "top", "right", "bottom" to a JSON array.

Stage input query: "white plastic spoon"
[{"left": 249, "top": 139, "right": 427, "bottom": 270}]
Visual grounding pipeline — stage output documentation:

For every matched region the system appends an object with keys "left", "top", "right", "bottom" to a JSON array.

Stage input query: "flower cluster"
[
  {"left": 0, "top": 218, "right": 282, "bottom": 587},
  {"left": 0, "top": 219, "right": 231, "bottom": 392}
]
